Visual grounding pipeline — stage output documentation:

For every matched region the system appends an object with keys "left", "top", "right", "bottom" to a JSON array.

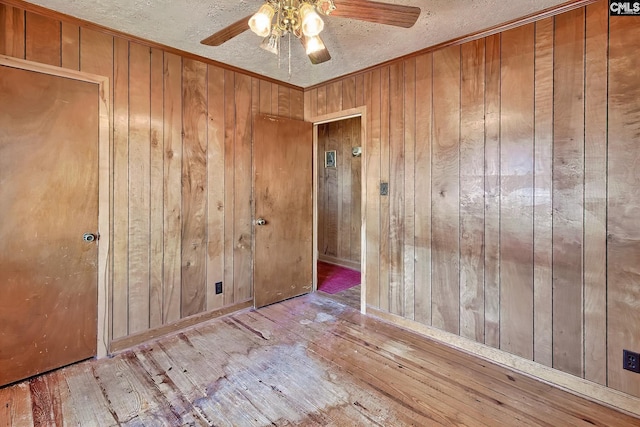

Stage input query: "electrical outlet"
[
  {"left": 380, "top": 182, "right": 389, "bottom": 196},
  {"left": 623, "top": 350, "right": 640, "bottom": 373},
  {"left": 215, "top": 281, "right": 223, "bottom": 295}
]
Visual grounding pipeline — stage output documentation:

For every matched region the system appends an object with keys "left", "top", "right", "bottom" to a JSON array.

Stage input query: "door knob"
[
  {"left": 256, "top": 218, "right": 267, "bottom": 226},
  {"left": 83, "top": 233, "right": 98, "bottom": 242}
]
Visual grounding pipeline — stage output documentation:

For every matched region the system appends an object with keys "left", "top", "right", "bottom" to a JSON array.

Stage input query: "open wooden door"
[
  {"left": 253, "top": 114, "right": 313, "bottom": 308},
  {"left": 0, "top": 63, "right": 99, "bottom": 386}
]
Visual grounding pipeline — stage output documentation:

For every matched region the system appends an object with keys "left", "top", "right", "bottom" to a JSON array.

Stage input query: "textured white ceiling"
[{"left": 26, "top": 0, "right": 570, "bottom": 88}]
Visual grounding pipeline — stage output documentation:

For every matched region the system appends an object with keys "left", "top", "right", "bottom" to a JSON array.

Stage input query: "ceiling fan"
[{"left": 200, "top": 0, "right": 421, "bottom": 66}]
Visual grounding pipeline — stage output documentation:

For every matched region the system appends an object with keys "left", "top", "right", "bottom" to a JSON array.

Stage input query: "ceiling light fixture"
[
  {"left": 250, "top": 0, "right": 335, "bottom": 39},
  {"left": 251, "top": 0, "right": 335, "bottom": 74},
  {"left": 201, "top": 0, "right": 421, "bottom": 73}
]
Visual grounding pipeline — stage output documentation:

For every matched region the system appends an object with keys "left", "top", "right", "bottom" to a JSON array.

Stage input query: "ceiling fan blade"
[
  {"left": 300, "top": 36, "right": 332, "bottom": 65},
  {"left": 200, "top": 14, "right": 252, "bottom": 46},
  {"left": 331, "top": 0, "right": 420, "bottom": 28}
]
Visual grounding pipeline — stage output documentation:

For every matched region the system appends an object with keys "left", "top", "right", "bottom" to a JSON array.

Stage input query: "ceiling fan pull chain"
[{"left": 288, "top": 32, "right": 292, "bottom": 77}]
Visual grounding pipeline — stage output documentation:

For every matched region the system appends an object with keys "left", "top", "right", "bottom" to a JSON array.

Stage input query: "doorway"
[{"left": 312, "top": 110, "right": 366, "bottom": 312}]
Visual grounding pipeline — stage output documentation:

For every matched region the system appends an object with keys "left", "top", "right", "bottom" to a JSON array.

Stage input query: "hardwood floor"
[
  {"left": 319, "top": 285, "right": 361, "bottom": 310},
  {"left": 1, "top": 292, "right": 639, "bottom": 426}
]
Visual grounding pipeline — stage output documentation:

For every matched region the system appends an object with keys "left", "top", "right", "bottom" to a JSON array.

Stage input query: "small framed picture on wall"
[{"left": 324, "top": 150, "right": 336, "bottom": 168}]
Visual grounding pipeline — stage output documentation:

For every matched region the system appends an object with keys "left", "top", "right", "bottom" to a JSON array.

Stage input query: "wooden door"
[
  {"left": 254, "top": 114, "right": 313, "bottom": 307},
  {"left": 0, "top": 64, "right": 99, "bottom": 386}
]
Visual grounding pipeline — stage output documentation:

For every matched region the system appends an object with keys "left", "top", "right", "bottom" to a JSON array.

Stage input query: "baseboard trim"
[
  {"left": 318, "top": 255, "right": 361, "bottom": 272},
  {"left": 367, "top": 307, "right": 640, "bottom": 419},
  {"left": 109, "top": 299, "right": 253, "bottom": 353}
]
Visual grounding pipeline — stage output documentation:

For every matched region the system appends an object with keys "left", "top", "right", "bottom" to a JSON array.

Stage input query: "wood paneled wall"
[
  {"left": 317, "top": 117, "right": 362, "bottom": 267},
  {"left": 0, "top": 3, "right": 303, "bottom": 342},
  {"left": 305, "top": 0, "right": 640, "bottom": 398}
]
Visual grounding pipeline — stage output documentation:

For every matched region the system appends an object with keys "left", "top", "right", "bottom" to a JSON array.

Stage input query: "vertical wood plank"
[
  {"left": 318, "top": 123, "right": 327, "bottom": 258},
  {"left": 484, "top": 33, "right": 501, "bottom": 348},
  {"left": 304, "top": 89, "right": 318, "bottom": 121},
  {"left": 181, "top": 58, "right": 208, "bottom": 317},
  {"left": 163, "top": 52, "right": 183, "bottom": 324},
  {"left": 533, "top": 17, "right": 554, "bottom": 368},
  {"left": 317, "top": 86, "right": 327, "bottom": 116},
  {"left": 303, "top": 89, "right": 311, "bottom": 121},
  {"left": 290, "top": 89, "right": 304, "bottom": 120},
  {"left": 326, "top": 81, "right": 342, "bottom": 114},
  {"left": 365, "top": 70, "right": 381, "bottom": 308},
  {"left": 414, "top": 53, "right": 433, "bottom": 325},
  {"left": 251, "top": 78, "right": 260, "bottom": 118},
  {"left": 500, "top": 24, "right": 535, "bottom": 359},
  {"left": 25, "top": 12, "right": 60, "bottom": 66},
  {"left": 309, "top": 88, "right": 318, "bottom": 118},
  {"left": 607, "top": 9, "right": 640, "bottom": 398},
  {"left": 378, "top": 66, "right": 391, "bottom": 312},
  {"left": 325, "top": 122, "right": 340, "bottom": 258},
  {"left": 79, "top": 28, "right": 113, "bottom": 82},
  {"left": 128, "top": 42, "right": 152, "bottom": 334},
  {"left": 234, "top": 73, "right": 253, "bottom": 301},
  {"left": 260, "top": 80, "right": 272, "bottom": 115},
  {"left": 350, "top": 117, "right": 362, "bottom": 263},
  {"left": 355, "top": 75, "right": 365, "bottom": 107},
  {"left": 431, "top": 45, "right": 461, "bottom": 334},
  {"left": 552, "top": 8, "right": 585, "bottom": 377},
  {"left": 343, "top": 77, "right": 356, "bottom": 110},
  {"left": 583, "top": 0, "right": 608, "bottom": 386},
  {"left": 149, "top": 48, "right": 165, "bottom": 328},
  {"left": 61, "top": 23, "right": 79, "bottom": 70},
  {"left": 339, "top": 120, "right": 351, "bottom": 261},
  {"left": 278, "top": 85, "right": 290, "bottom": 118},
  {"left": 271, "top": 82, "right": 279, "bottom": 115},
  {"left": 459, "top": 39, "right": 485, "bottom": 342},
  {"left": 112, "top": 37, "right": 130, "bottom": 339},
  {"left": 0, "top": 5, "right": 25, "bottom": 58},
  {"left": 223, "top": 70, "right": 236, "bottom": 306},
  {"left": 403, "top": 58, "right": 416, "bottom": 319},
  {"left": 207, "top": 65, "right": 226, "bottom": 311}
]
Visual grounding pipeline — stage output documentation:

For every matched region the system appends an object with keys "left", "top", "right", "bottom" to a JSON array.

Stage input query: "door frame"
[
  {"left": 310, "top": 107, "right": 367, "bottom": 314},
  {"left": 0, "top": 55, "right": 111, "bottom": 358}
]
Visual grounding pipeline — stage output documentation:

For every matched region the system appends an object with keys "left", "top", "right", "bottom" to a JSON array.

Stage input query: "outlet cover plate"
[{"left": 623, "top": 350, "right": 640, "bottom": 373}]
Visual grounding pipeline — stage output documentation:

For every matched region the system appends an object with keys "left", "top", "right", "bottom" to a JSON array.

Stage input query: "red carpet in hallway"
[{"left": 317, "top": 261, "right": 361, "bottom": 294}]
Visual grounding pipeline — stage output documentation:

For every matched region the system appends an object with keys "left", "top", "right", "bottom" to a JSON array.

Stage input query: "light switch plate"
[{"left": 380, "top": 182, "right": 389, "bottom": 196}]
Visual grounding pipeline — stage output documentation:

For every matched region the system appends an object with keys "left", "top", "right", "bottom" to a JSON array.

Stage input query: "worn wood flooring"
[
  {"left": 1, "top": 292, "right": 639, "bottom": 426},
  {"left": 319, "top": 285, "right": 361, "bottom": 310}
]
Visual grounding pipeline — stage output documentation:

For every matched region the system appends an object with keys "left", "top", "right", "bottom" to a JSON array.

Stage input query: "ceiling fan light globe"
[
  {"left": 300, "top": 3, "right": 324, "bottom": 37},
  {"left": 249, "top": 4, "right": 275, "bottom": 37},
  {"left": 304, "top": 35, "right": 326, "bottom": 55},
  {"left": 260, "top": 33, "right": 280, "bottom": 55}
]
